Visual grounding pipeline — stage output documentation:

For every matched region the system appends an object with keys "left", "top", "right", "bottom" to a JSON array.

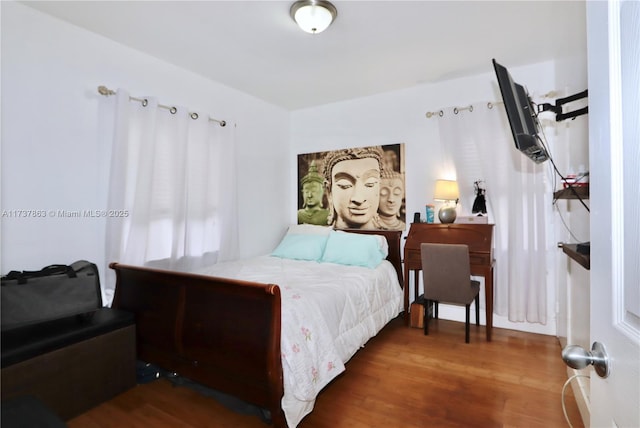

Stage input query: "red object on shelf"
[{"left": 563, "top": 182, "right": 589, "bottom": 188}]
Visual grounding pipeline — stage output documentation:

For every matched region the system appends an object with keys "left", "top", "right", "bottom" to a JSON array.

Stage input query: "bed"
[{"left": 110, "top": 227, "right": 404, "bottom": 428}]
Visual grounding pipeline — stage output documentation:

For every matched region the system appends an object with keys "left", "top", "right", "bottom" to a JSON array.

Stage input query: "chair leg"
[
  {"left": 475, "top": 295, "right": 480, "bottom": 326},
  {"left": 465, "top": 304, "right": 470, "bottom": 343},
  {"left": 434, "top": 301, "right": 439, "bottom": 319},
  {"left": 423, "top": 300, "right": 429, "bottom": 336}
]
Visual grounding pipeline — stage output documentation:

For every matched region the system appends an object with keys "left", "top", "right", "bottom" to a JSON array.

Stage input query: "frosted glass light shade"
[
  {"left": 434, "top": 179, "right": 459, "bottom": 201},
  {"left": 290, "top": 0, "right": 337, "bottom": 34}
]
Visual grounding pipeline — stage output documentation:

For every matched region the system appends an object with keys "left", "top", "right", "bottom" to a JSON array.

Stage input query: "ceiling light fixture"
[{"left": 290, "top": 0, "right": 337, "bottom": 34}]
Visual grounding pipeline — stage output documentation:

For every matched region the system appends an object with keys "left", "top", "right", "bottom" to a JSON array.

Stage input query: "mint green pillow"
[
  {"left": 320, "top": 231, "right": 386, "bottom": 269},
  {"left": 271, "top": 234, "right": 328, "bottom": 261}
]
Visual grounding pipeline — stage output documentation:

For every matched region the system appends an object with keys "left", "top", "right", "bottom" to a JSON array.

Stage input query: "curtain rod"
[
  {"left": 425, "top": 101, "right": 503, "bottom": 119},
  {"left": 425, "top": 90, "right": 560, "bottom": 119},
  {"left": 97, "top": 86, "right": 226, "bottom": 127}
]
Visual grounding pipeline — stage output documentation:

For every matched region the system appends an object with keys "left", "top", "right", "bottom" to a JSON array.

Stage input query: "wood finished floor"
[{"left": 68, "top": 317, "right": 584, "bottom": 428}]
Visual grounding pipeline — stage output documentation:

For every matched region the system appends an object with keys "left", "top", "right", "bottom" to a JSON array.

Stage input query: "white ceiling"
[{"left": 23, "top": 0, "right": 587, "bottom": 111}]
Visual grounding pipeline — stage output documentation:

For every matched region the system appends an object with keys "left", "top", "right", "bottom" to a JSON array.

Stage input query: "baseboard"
[{"left": 567, "top": 367, "right": 590, "bottom": 427}]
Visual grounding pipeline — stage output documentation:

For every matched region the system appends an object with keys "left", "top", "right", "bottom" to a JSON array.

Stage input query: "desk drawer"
[
  {"left": 470, "top": 253, "right": 491, "bottom": 266},
  {"left": 407, "top": 249, "right": 490, "bottom": 267}
]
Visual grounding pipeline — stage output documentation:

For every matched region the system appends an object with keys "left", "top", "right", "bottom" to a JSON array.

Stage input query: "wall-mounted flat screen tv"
[{"left": 492, "top": 59, "right": 549, "bottom": 164}]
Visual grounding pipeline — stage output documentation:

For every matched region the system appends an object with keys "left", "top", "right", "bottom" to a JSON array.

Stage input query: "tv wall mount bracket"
[{"left": 537, "top": 89, "right": 588, "bottom": 122}]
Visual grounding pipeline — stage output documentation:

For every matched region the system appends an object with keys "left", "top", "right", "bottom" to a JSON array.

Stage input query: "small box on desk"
[{"left": 456, "top": 215, "right": 488, "bottom": 224}]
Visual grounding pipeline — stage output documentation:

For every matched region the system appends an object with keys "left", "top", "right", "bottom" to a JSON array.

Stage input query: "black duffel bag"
[{"left": 1, "top": 261, "right": 102, "bottom": 331}]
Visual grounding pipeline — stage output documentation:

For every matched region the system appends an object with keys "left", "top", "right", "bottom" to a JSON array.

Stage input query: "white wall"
[
  {"left": 1, "top": 2, "right": 290, "bottom": 286},
  {"left": 2, "top": 1, "right": 589, "bottom": 337},
  {"left": 551, "top": 56, "right": 591, "bottom": 350},
  {"left": 291, "top": 59, "right": 587, "bottom": 335}
]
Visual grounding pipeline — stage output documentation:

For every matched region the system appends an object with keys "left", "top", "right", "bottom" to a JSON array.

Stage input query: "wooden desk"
[{"left": 403, "top": 223, "right": 495, "bottom": 341}]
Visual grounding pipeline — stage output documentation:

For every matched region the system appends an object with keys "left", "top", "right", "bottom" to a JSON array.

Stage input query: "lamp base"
[{"left": 438, "top": 206, "right": 457, "bottom": 223}]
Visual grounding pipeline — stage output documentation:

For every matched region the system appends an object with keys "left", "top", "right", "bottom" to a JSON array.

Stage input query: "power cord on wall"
[
  {"left": 535, "top": 106, "right": 590, "bottom": 213},
  {"left": 561, "top": 373, "right": 589, "bottom": 428},
  {"left": 555, "top": 205, "right": 585, "bottom": 243},
  {"left": 536, "top": 112, "right": 589, "bottom": 244}
]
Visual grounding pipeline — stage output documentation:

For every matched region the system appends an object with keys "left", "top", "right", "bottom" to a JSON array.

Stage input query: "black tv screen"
[{"left": 492, "top": 59, "right": 549, "bottom": 164}]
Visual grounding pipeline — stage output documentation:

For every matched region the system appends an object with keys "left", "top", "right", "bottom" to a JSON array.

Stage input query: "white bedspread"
[{"left": 196, "top": 256, "right": 403, "bottom": 427}]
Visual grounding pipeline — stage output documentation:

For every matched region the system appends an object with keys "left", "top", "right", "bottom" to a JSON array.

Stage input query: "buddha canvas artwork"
[{"left": 297, "top": 144, "right": 406, "bottom": 231}]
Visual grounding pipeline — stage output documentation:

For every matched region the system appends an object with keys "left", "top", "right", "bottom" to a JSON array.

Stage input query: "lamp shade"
[
  {"left": 290, "top": 0, "right": 337, "bottom": 34},
  {"left": 434, "top": 179, "right": 459, "bottom": 201}
]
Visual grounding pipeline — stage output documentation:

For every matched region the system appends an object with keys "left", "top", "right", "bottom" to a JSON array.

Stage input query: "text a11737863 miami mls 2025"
[{"left": 1, "top": 209, "right": 130, "bottom": 219}]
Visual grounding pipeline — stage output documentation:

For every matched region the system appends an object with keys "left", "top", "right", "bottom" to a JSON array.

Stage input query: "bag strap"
[
  {"left": 22, "top": 265, "right": 77, "bottom": 278},
  {"left": 1, "top": 271, "right": 25, "bottom": 283},
  {"left": 2, "top": 264, "right": 77, "bottom": 284}
]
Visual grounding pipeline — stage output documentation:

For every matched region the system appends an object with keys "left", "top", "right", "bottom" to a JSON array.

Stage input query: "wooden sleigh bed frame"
[{"left": 110, "top": 229, "right": 403, "bottom": 428}]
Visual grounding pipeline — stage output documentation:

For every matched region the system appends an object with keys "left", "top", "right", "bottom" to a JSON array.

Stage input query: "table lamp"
[{"left": 434, "top": 179, "right": 459, "bottom": 223}]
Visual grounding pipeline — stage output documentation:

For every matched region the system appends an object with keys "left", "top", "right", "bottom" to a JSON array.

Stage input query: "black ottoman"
[
  {"left": 1, "top": 395, "right": 67, "bottom": 428},
  {"left": 1, "top": 308, "right": 136, "bottom": 420}
]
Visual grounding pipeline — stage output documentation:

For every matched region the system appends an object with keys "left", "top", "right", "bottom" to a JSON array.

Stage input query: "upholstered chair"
[{"left": 420, "top": 243, "right": 480, "bottom": 343}]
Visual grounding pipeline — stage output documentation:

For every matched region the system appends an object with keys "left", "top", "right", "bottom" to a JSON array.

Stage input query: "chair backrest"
[{"left": 421, "top": 243, "right": 474, "bottom": 304}]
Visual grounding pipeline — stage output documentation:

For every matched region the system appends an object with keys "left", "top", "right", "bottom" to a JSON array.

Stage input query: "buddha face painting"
[
  {"left": 302, "top": 181, "right": 324, "bottom": 209},
  {"left": 379, "top": 175, "right": 404, "bottom": 218},
  {"left": 328, "top": 156, "right": 381, "bottom": 229},
  {"left": 299, "top": 144, "right": 404, "bottom": 230}
]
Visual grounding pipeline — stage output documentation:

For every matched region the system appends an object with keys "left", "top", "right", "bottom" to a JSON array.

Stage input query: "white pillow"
[{"left": 373, "top": 234, "right": 389, "bottom": 258}]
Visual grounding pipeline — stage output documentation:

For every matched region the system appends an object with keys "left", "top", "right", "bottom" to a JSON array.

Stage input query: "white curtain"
[
  {"left": 102, "top": 90, "right": 238, "bottom": 305},
  {"left": 437, "top": 102, "right": 549, "bottom": 323}
]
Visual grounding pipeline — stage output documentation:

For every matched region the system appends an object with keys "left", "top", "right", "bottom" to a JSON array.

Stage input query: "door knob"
[{"left": 562, "top": 341, "right": 610, "bottom": 378}]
